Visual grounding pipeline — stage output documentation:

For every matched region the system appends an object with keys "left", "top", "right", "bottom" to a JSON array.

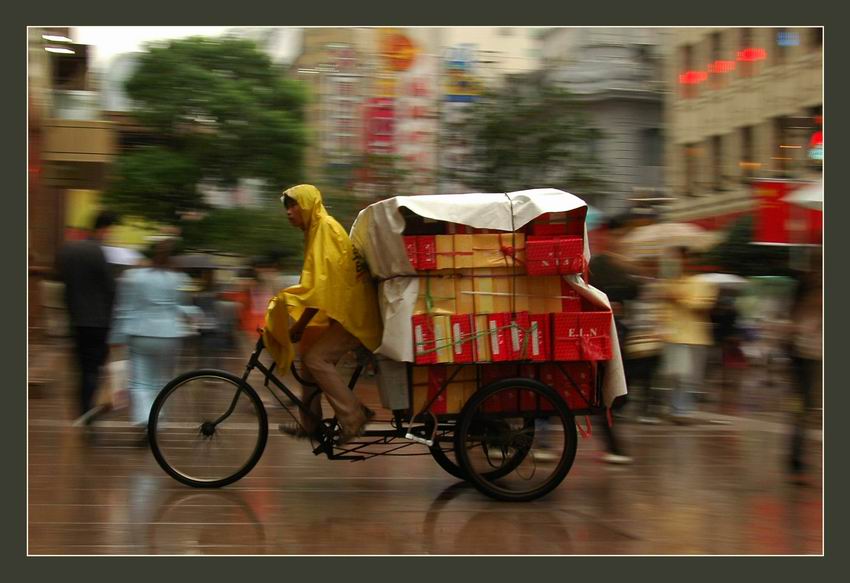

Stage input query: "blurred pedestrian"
[
  {"left": 192, "top": 268, "right": 226, "bottom": 369},
  {"left": 709, "top": 286, "right": 746, "bottom": 412},
  {"left": 787, "top": 260, "right": 822, "bottom": 480},
  {"left": 110, "top": 238, "right": 202, "bottom": 432},
  {"left": 623, "top": 259, "right": 666, "bottom": 424},
  {"left": 588, "top": 215, "right": 642, "bottom": 464},
  {"left": 660, "top": 247, "right": 717, "bottom": 424},
  {"left": 56, "top": 211, "right": 119, "bottom": 426}
]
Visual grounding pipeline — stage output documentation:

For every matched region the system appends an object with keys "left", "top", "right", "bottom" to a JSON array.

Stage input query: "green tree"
[
  {"left": 105, "top": 36, "right": 308, "bottom": 223},
  {"left": 445, "top": 78, "right": 606, "bottom": 196},
  {"left": 180, "top": 207, "right": 303, "bottom": 268}
]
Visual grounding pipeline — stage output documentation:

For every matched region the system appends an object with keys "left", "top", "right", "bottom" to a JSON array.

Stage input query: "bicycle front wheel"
[{"left": 149, "top": 370, "right": 268, "bottom": 488}]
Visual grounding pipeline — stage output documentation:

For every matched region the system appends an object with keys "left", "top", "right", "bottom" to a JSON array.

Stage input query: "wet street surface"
[{"left": 28, "top": 347, "right": 822, "bottom": 555}]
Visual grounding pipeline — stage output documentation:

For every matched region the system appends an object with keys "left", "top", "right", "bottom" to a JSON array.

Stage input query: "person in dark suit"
[{"left": 56, "top": 211, "right": 119, "bottom": 425}]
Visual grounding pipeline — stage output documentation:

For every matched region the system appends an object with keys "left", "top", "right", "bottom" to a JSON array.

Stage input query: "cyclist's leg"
[{"left": 301, "top": 320, "right": 366, "bottom": 434}]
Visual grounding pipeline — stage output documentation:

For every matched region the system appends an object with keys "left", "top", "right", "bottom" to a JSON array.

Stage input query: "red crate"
[
  {"left": 500, "top": 388, "right": 520, "bottom": 413},
  {"left": 412, "top": 314, "right": 437, "bottom": 364},
  {"left": 552, "top": 312, "right": 581, "bottom": 360},
  {"left": 539, "top": 362, "right": 596, "bottom": 411},
  {"left": 578, "top": 312, "right": 613, "bottom": 361},
  {"left": 526, "top": 238, "right": 559, "bottom": 275},
  {"left": 527, "top": 314, "right": 551, "bottom": 361},
  {"left": 428, "top": 366, "right": 448, "bottom": 414},
  {"left": 509, "top": 311, "right": 531, "bottom": 360},
  {"left": 404, "top": 236, "right": 418, "bottom": 269},
  {"left": 556, "top": 237, "right": 585, "bottom": 274},
  {"left": 560, "top": 280, "right": 582, "bottom": 312},
  {"left": 450, "top": 314, "right": 475, "bottom": 363},
  {"left": 486, "top": 313, "right": 513, "bottom": 362},
  {"left": 532, "top": 222, "right": 568, "bottom": 236},
  {"left": 417, "top": 235, "right": 437, "bottom": 270},
  {"left": 552, "top": 311, "right": 612, "bottom": 361}
]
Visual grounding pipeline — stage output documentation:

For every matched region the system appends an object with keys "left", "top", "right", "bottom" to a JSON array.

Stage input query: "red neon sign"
[
  {"left": 678, "top": 70, "right": 708, "bottom": 85},
  {"left": 708, "top": 60, "right": 737, "bottom": 74},
  {"left": 737, "top": 47, "right": 767, "bottom": 62}
]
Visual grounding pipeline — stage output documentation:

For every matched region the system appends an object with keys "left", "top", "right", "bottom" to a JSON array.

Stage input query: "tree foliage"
[
  {"left": 180, "top": 206, "right": 303, "bottom": 267},
  {"left": 104, "top": 36, "right": 308, "bottom": 223},
  {"left": 705, "top": 215, "right": 791, "bottom": 277},
  {"left": 445, "top": 79, "right": 606, "bottom": 196}
]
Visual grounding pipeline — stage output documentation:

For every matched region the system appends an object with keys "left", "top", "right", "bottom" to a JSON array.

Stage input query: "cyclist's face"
[{"left": 285, "top": 200, "right": 304, "bottom": 230}]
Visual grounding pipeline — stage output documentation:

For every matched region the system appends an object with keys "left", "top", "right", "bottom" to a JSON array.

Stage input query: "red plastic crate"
[
  {"left": 450, "top": 314, "right": 475, "bottom": 363},
  {"left": 527, "top": 314, "right": 552, "bottom": 361},
  {"left": 486, "top": 313, "right": 513, "bottom": 362},
  {"left": 552, "top": 312, "right": 581, "bottom": 360},
  {"left": 556, "top": 237, "right": 585, "bottom": 274},
  {"left": 552, "top": 311, "right": 613, "bottom": 361},
  {"left": 578, "top": 311, "right": 613, "bottom": 361},
  {"left": 417, "top": 235, "right": 437, "bottom": 270},
  {"left": 500, "top": 388, "right": 520, "bottom": 413},
  {"left": 532, "top": 222, "right": 569, "bottom": 236},
  {"left": 428, "top": 366, "right": 448, "bottom": 414},
  {"left": 509, "top": 311, "right": 531, "bottom": 360},
  {"left": 539, "top": 362, "right": 596, "bottom": 411},
  {"left": 412, "top": 314, "right": 437, "bottom": 364},
  {"left": 526, "top": 239, "right": 559, "bottom": 275},
  {"left": 560, "top": 280, "right": 582, "bottom": 312},
  {"left": 404, "top": 236, "right": 418, "bottom": 269}
]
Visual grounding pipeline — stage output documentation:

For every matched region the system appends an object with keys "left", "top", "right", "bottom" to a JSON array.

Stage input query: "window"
[
  {"left": 773, "top": 117, "right": 790, "bottom": 174},
  {"left": 710, "top": 32, "right": 726, "bottom": 89},
  {"left": 739, "top": 28, "right": 755, "bottom": 78},
  {"left": 684, "top": 143, "right": 696, "bottom": 196},
  {"left": 712, "top": 135, "right": 723, "bottom": 190},
  {"left": 642, "top": 128, "right": 663, "bottom": 168},
  {"left": 740, "top": 126, "right": 754, "bottom": 180},
  {"left": 680, "top": 44, "right": 697, "bottom": 99}
]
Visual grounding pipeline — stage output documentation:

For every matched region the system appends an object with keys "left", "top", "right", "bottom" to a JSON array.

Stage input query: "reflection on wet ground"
[{"left": 28, "top": 348, "right": 822, "bottom": 555}]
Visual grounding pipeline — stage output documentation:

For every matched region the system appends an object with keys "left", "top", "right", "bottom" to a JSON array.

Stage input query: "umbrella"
[
  {"left": 102, "top": 245, "right": 143, "bottom": 266},
  {"left": 622, "top": 222, "right": 720, "bottom": 258},
  {"left": 173, "top": 253, "right": 219, "bottom": 270},
  {"left": 784, "top": 180, "right": 823, "bottom": 210},
  {"left": 693, "top": 273, "right": 748, "bottom": 288}
]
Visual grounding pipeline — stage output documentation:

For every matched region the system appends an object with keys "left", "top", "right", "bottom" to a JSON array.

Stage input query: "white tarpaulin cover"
[{"left": 349, "top": 188, "right": 627, "bottom": 407}]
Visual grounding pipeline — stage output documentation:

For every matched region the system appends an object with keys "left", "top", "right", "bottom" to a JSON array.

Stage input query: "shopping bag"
[{"left": 107, "top": 360, "right": 129, "bottom": 410}]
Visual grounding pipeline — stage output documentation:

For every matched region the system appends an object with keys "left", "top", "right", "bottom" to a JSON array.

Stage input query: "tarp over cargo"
[{"left": 349, "top": 188, "right": 627, "bottom": 407}]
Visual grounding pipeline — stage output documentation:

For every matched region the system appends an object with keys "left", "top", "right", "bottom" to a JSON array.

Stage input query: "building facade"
[
  {"left": 664, "top": 27, "right": 823, "bottom": 225},
  {"left": 540, "top": 27, "right": 668, "bottom": 214},
  {"left": 29, "top": 28, "right": 117, "bottom": 336}
]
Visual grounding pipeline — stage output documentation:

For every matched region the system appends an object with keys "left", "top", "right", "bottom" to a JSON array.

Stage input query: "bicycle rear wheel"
[
  {"left": 149, "top": 370, "right": 268, "bottom": 488},
  {"left": 455, "top": 379, "right": 577, "bottom": 502}
]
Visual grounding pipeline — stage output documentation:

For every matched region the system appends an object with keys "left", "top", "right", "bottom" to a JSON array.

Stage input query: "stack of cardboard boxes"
[{"left": 405, "top": 212, "right": 612, "bottom": 414}]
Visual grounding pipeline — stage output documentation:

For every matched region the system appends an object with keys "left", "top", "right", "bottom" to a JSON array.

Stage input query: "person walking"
[
  {"left": 787, "top": 262, "right": 822, "bottom": 481},
  {"left": 109, "top": 238, "right": 201, "bottom": 431},
  {"left": 588, "top": 215, "right": 642, "bottom": 464},
  {"left": 660, "top": 247, "right": 717, "bottom": 424},
  {"left": 56, "top": 211, "right": 119, "bottom": 426}
]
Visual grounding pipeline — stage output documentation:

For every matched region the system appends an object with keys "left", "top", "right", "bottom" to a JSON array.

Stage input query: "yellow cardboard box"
[{"left": 433, "top": 315, "right": 454, "bottom": 364}]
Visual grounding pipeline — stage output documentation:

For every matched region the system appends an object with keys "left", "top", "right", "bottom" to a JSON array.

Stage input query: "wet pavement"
[{"left": 27, "top": 343, "right": 822, "bottom": 555}]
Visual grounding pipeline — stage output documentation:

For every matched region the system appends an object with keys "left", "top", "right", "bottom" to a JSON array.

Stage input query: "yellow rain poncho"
[{"left": 263, "top": 184, "right": 383, "bottom": 371}]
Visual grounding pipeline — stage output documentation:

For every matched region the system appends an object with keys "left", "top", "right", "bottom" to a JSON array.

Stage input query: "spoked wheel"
[
  {"left": 429, "top": 420, "right": 466, "bottom": 480},
  {"left": 431, "top": 417, "right": 534, "bottom": 482},
  {"left": 149, "top": 370, "right": 268, "bottom": 488},
  {"left": 455, "top": 379, "right": 577, "bottom": 502}
]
